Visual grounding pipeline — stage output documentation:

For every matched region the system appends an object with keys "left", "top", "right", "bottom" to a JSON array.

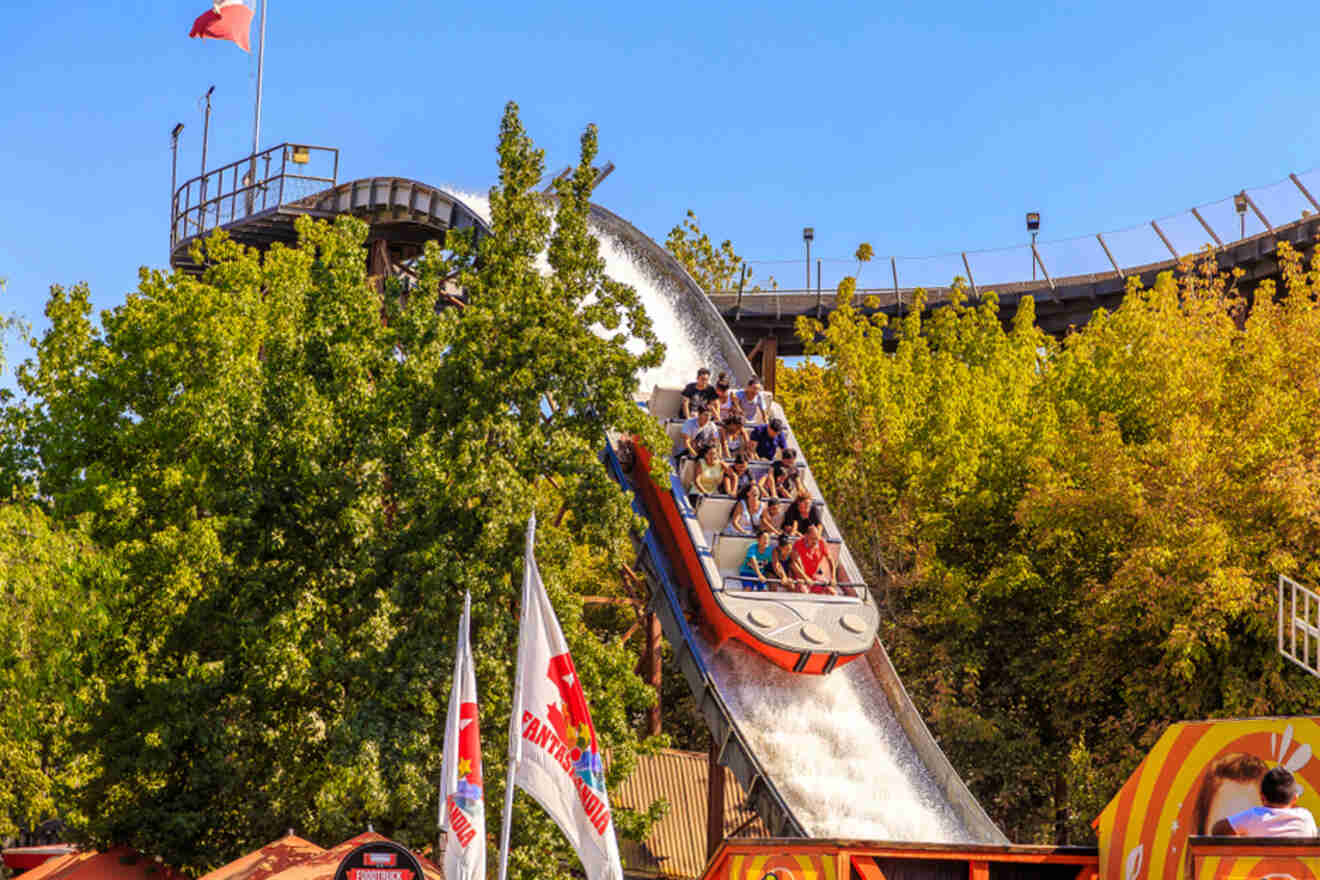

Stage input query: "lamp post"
[
  {"left": 803, "top": 226, "right": 814, "bottom": 290},
  {"left": 1234, "top": 191, "right": 1248, "bottom": 240},
  {"left": 199, "top": 85, "right": 215, "bottom": 228},
  {"left": 170, "top": 122, "right": 184, "bottom": 248},
  {"left": 1026, "top": 212, "right": 1041, "bottom": 280}
]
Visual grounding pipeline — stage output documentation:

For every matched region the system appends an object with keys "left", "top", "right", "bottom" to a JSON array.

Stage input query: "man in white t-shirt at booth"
[{"left": 1211, "top": 766, "right": 1318, "bottom": 837}]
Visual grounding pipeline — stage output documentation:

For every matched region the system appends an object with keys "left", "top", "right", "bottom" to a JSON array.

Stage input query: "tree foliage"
[
  {"left": 779, "top": 248, "right": 1320, "bottom": 843},
  {"left": 0, "top": 505, "right": 115, "bottom": 840},
  {"left": 8, "top": 102, "right": 669, "bottom": 874},
  {"left": 664, "top": 211, "right": 773, "bottom": 292}
]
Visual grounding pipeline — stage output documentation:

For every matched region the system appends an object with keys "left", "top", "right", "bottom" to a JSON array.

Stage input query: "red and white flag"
[
  {"left": 441, "top": 592, "right": 486, "bottom": 880},
  {"left": 188, "top": 0, "right": 254, "bottom": 52},
  {"left": 497, "top": 514, "right": 623, "bottom": 880}
]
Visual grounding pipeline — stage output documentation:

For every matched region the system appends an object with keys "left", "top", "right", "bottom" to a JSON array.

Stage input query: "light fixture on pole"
[
  {"left": 1026, "top": 212, "right": 1041, "bottom": 280},
  {"left": 803, "top": 226, "right": 814, "bottom": 290},
  {"left": 1234, "top": 191, "right": 1248, "bottom": 240},
  {"left": 199, "top": 85, "right": 215, "bottom": 224},
  {"left": 170, "top": 122, "right": 184, "bottom": 247}
]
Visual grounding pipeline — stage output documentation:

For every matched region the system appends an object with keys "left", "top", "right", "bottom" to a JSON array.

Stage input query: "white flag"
[
  {"left": 441, "top": 592, "right": 486, "bottom": 880},
  {"left": 498, "top": 514, "right": 623, "bottom": 880}
]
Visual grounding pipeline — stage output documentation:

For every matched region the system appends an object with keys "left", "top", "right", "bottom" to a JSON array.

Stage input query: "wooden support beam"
[
  {"left": 581, "top": 595, "right": 643, "bottom": 609},
  {"left": 1243, "top": 191, "right": 1274, "bottom": 232},
  {"left": 368, "top": 238, "right": 390, "bottom": 297},
  {"left": 1190, "top": 207, "right": 1223, "bottom": 247},
  {"left": 1291, "top": 173, "right": 1320, "bottom": 213},
  {"left": 1151, "top": 220, "right": 1179, "bottom": 260},
  {"left": 1096, "top": 233, "right": 1124, "bottom": 279},
  {"left": 758, "top": 335, "right": 778, "bottom": 396},
  {"left": 706, "top": 740, "right": 726, "bottom": 861},
  {"left": 851, "top": 857, "right": 887, "bottom": 880},
  {"left": 1032, "top": 244, "right": 1057, "bottom": 297},
  {"left": 619, "top": 618, "right": 643, "bottom": 646},
  {"left": 645, "top": 611, "right": 662, "bottom": 737}
]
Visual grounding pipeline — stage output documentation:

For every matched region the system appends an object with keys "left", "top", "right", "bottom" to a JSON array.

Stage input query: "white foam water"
[
  {"left": 703, "top": 639, "right": 973, "bottom": 841},
  {"left": 446, "top": 184, "right": 975, "bottom": 842}
]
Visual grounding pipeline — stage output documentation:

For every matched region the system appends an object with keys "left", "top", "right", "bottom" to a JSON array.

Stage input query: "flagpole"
[
  {"left": 498, "top": 514, "right": 536, "bottom": 880},
  {"left": 251, "top": 0, "right": 267, "bottom": 157}
]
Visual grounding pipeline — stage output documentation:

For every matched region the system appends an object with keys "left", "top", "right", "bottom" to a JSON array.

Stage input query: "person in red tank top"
[{"left": 791, "top": 524, "right": 836, "bottom": 595}]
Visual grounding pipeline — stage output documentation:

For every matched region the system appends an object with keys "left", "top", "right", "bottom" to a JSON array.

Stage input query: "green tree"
[
  {"left": 14, "top": 103, "right": 668, "bottom": 875},
  {"left": 0, "top": 504, "right": 116, "bottom": 840},
  {"left": 665, "top": 211, "right": 774, "bottom": 292},
  {"left": 779, "top": 249, "right": 1320, "bottom": 844}
]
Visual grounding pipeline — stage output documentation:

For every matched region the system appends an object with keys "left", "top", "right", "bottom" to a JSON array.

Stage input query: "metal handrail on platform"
[
  {"left": 1279, "top": 574, "right": 1320, "bottom": 679},
  {"left": 715, "top": 164, "right": 1320, "bottom": 299},
  {"left": 171, "top": 143, "right": 339, "bottom": 250}
]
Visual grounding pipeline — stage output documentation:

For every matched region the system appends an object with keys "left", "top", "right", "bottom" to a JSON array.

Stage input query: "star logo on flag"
[{"left": 545, "top": 652, "right": 605, "bottom": 794}]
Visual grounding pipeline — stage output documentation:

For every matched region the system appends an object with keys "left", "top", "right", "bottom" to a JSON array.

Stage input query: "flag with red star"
[{"left": 441, "top": 592, "right": 485, "bottom": 880}]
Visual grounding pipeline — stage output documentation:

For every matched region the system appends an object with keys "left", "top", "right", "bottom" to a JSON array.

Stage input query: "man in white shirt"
[
  {"left": 674, "top": 404, "right": 720, "bottom": 462},
  {"left": 734, "top": 376, "right": 769, "bottom": 423},
  {"left": 1211, "top": 767, "right": 1318, "bottom": 837}
]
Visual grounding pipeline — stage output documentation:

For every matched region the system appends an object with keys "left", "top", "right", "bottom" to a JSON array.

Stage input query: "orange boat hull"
[{"left": 630, "top": 440, "right": 862, "bottom": 675}]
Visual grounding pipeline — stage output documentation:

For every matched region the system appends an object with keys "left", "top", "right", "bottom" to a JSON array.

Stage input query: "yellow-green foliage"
[
  {"left": 665, "top": 211, "right": 771, "bottom": 291},
  {"left": 780, "top": 247, "right": 1320, "bottom": 844}
]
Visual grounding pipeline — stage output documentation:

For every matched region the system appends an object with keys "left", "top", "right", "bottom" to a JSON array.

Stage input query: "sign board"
[
  {"left": 333, "top": 841, "right": 426, "bottom": 880},
  {"left": 1187, "top": 837, "right": 1320, "bottom": 880},
  {"left": 1094, "top": 718, "right": 1320, "bottom": 880}
]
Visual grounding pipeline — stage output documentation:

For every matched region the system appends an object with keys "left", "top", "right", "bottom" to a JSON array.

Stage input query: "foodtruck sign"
[{"left": 333, "top": 841, "right": 425, "bottom": 880}]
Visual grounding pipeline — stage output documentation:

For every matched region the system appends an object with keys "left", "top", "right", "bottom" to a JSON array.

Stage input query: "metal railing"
[
  {"left": 170, "top": 143, "right": 339, "bottom": 250},
  {"left": 1279, "top": 574, "right": 1320, "bottom": 680},
  {"left": 719, "top": 574, "right": 867, "bottom": 601},
  {"left": 713, "top": 164, "right": 1320, "bottom": 306}
]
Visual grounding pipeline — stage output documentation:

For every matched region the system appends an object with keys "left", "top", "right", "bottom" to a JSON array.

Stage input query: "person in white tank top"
[{"left": 1212, "top": 767, "right": 1319, "bottom": 838}]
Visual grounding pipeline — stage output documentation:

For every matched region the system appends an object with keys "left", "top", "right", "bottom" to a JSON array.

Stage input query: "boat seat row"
[
  {"left": 649, "top": 385, "right": 777, "bottom": 422},
  {"left": 664, "top": 421, "right": 793, "bottom": 450},
  {"left": 677, "top": 458, "right": 811, "bottom": 493},
  {"left": 712, "top": 533, "right": 842, "bottom": 574},
  {"left": 697, "top": 499, "right": 829, "bottom": 538}
]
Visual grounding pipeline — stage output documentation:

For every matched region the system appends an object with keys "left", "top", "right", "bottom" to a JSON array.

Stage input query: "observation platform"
[{"left": 169, "top": 144, "right": 486, "bottom": 275}]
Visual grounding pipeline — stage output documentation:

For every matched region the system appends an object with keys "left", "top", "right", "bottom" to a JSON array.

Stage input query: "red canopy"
[{"left": 200, "top": 834, "right": 326, "bottom": 880}]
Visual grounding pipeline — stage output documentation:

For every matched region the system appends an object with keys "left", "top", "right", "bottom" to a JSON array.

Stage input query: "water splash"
[{"left": 701, "top": 638, "right": 973, "bottom": 841}]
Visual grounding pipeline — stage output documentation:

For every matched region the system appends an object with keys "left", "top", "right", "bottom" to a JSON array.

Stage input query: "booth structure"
[
  {"left": 1094, "top": 717, "right": 1320, "bottom": 880},
  {"left": 1186, "top": 837, "right": 1320, "bottom": 880},
  {"left": 699, "top": 839, "right": 1098, "bottom": 880}
]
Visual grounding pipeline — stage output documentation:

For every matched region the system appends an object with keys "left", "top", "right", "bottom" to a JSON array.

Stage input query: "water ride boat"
[{"left": 614, "top": 383, "right": 881, "bottom": 675}]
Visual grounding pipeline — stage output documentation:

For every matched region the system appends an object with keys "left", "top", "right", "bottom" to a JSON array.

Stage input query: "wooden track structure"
[{"left": 715, "top": 213, "right": 1320, "bottom": 361}]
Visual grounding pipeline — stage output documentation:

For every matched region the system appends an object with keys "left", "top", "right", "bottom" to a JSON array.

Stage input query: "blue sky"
[{"left": 3, "top": 0, "right": 1319, "bottom": 372}]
